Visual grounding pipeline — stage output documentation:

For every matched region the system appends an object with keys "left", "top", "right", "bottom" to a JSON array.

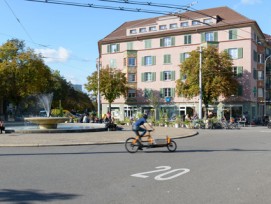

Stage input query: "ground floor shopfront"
[{"left": 102, "top": 101, "right": 264, "bottom": 124}]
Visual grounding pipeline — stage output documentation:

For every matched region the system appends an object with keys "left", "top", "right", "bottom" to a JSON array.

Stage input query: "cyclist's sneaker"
[{"left": 138, "top": 146, "right": 143, "bottom": 150}]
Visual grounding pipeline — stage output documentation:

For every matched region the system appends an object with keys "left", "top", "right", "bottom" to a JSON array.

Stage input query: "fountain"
[{"left": 24, "top": 93, "right": 69, "bottom": 129}]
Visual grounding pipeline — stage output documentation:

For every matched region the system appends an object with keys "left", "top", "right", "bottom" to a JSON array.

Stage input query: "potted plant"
[
  {"left": 174, "top": 115, "right": 181, "bottom": 128},
  {"left": 184, "top": 120, "right": 191, "bottom": 128}
]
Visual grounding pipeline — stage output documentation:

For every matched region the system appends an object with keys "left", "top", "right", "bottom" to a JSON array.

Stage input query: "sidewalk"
[{"left": 0, "top": 126, "right": 198, "bottom": 147}]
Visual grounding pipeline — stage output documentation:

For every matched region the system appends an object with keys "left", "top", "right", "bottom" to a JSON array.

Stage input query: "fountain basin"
[{"left": 24, "top": 117, "right": 69, "bottom": 129}]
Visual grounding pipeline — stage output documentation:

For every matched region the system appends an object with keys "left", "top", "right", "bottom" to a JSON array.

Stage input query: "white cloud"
[
  {"left": 240, "top": 0, "right": 262, "bottom": 5},
  {"left": 35, "top": 47, "right": 70, "bottom": 63}
]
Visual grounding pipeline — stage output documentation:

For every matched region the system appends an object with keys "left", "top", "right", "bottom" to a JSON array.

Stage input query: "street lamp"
[
  {"left": 264, "top": 55, "right": 271, "bottom": 116},
  {"left": 199, "top": 46, "right": 203, "bottom": 119}
]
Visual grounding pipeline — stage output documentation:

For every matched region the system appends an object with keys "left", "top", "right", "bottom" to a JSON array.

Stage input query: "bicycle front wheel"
[
  {"left": 125, "top": 137, "right": 140, "bottom": 153},
  {"left": 167, "top": 140, "right": 177, "bottom": 152}
]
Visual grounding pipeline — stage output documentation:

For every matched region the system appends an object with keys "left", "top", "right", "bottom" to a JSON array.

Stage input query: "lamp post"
[
  {"left": 264, "top": 55, "right": 271, "bottom": 116},
  {"left": 97, "top": 59, "right": 101, "bottom": 118},
  {"left": 199, "top": 46, "right": 203, "bottom": 119}
]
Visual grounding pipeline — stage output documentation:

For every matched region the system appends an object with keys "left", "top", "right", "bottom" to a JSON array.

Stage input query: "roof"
[{"left": 99, "top": 6, "right": 256, "bottom": 43}]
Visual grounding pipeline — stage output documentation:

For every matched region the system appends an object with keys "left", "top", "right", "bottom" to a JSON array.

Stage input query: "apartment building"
[{"left": 98, "top": 6, "right": 271, "bottom": 122}]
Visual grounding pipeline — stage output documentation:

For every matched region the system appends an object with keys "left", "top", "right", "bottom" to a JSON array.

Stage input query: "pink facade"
[{"left": 98, "top": 6, "right": 271, "bottom": 122}]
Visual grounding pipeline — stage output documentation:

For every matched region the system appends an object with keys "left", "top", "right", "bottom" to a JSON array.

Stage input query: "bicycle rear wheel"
[
  {"left": 167, "top": 140, "right": 177, "bottom": 152},
  {"left": 125, "top": 137, "right": 140, "bottom": 153}
]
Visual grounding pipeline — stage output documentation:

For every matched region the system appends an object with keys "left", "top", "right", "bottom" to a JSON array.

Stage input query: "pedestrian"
[{"left": 0, "top": 119, "right": 5, "bottom": 134}]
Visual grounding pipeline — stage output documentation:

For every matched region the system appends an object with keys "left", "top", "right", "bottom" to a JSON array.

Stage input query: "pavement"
[{"left": 0, "top": 125, "right": 198, "bottom": 147}]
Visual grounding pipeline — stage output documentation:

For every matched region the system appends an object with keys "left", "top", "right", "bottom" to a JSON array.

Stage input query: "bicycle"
[{"left": 124, "top": 129, "right": 177, "bottom": 153}]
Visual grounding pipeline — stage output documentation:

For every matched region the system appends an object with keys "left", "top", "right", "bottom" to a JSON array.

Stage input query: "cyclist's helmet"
[{"left": 143, "top": 114, "right": 148, "bottom": 119}]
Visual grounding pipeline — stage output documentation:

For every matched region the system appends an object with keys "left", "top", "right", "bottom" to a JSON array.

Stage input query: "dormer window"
[
  {"left": 159, "top": 25, "right": 167, "bottom": 30},
  {"left": 130, "top": 29, "right": 137, "bottom": 34},
  {"left": 203, "top": 18, "right": 213, "bottom": 24},
  {"left": 180, "top": 22, "right": 188, "bottom": 27},
  {"left": 139, "top": 28, "right": 147, "bottom": 33},
  {"left": 170, "top": 23, "right": 177, "bottom": 29},
  {"left": 149, "top": 26, "right": 156, "bottom": 31},
  {"left": 192, "top": 20, "right": 201, "bottom": 26}
]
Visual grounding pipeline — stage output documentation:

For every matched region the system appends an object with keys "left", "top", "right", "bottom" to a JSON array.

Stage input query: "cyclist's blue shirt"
[{"left": 134, "top": 117, "right": 146, "bottom": 127}]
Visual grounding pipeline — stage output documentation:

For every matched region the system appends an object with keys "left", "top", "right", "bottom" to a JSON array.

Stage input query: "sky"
[{"left": 1, "top": 0, "right": 270, "bottom": 92}]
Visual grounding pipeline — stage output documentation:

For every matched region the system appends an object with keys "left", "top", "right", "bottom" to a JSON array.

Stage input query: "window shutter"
[
  {"left": 141, "top": 73, "right": 144, "bottom": 82},
  {"left": 160, "top": 88, "right": 164, "bottom": 97},
  {"left": 214, "top": 32, "right": 218, "bottom": 41},
  {"left": 160, "top": 72, "right": 164, "bottom": 81},
  {"left": 171, "top": 88, "right": 175, "bottom": 97},
  {"left": 184, "top": 35, "right": 188, "bottom": 44},
  {"left": 160, "top": 38, "right": 164, "bottom": 47},
  {"left": 201, "top": 33, "right": 206, "bottom": 43},
  {"left": 172, "top": 71, "right": 175, "bottom": 80},
  {"left": 141, "top": 57, "right": 145, "bottom": 66},
  {"left": 238, "top": 48, "right": 243, "bottom": 59},
  {"left": 144, "top": 88, "right": 147, "bottom": 97},
  {"left": 180, "top": 53, "right": 185, "bottom": 63},
  {"left": 233, "top": 29, "right": 237, "bottom": 40},
  {"left": 171, "top": 37, "right": 175, "bottom": 46},
  {"left": 188, "top": 35, "right": 191, "bottom": 44},
  {"left": 152, "top": 56, "right": 156, "bottom": 65},
  {"left": 238, "top": 85, "right": 243, "bottom": 96},
  {"left": 253, "top": 68, "right": 257, "bottom": 79},
  {"left": 116, "top": 44, "right": 120, "bottom": 52},
  {"left": 152, "top": 72, "right": 156, "bottom": 81},
  {"left": 254, "top": 50, "right": 257, "bottom": 61},
  {"left": 237, "top": 66, "right": 243, "bottom": 77},
  {"left": 107, "top": 45, "right": 110, "bottom": 53}
]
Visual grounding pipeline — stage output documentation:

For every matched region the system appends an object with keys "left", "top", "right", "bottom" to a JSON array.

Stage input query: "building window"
[
  {"left": 170, "top": 23, "right": 177, "bottom": 29},
  {"left": 184, "top": 35, "right": 192, "bottom": 44},
  {"left": 143, "top": 72, "right": 154, "bottom": 82},
  {"left": 227, "top": 48, "right": 243, "bottom": 59},
  {"left": 109, "top": 59, "right": 117, "bottom": 68},
  {"left": 144, "top": 39, "right": 152, "bottom": 49},
  {"left": 141, "top": 56, "right": 156, "bottom": 66},
  {"left": 130, "top": 29, "right": 137, "bottom": 34},
  {"left": 127, "top": 42, "right": 133, "bottom": 50},
  {"left": 163, "top": 54, "right": 171, "bottom": 64},
  {"left": 258, "top": 88, "right": 263, "bottom": 97},
  {"left": 149, "top": 26, "right": 156, "bottom": 31},
  {"left": 203, "top": 18, "right": 213, "bottom": 24},
  {"left": 160, "top": 71, "right": 175, "bottom": 81},
  {"left": 258, "top": 70, "right": 264, "bottom": 80},
  {"left": 159, "top": 25, "right": 167, "bottom": 30},
  {"left": 107, "top": 44, "right": 120, "bottom": 53},
  {"left": 180, "top": 22, "right": 188, "bottom": 27},
  {"left": 160, "top": 88, "right": 175, "bottom": 97},
  {"left": 128, "top": 73, "right": 136, "bottom": 82},
  {"left": 229, "top": 29, "right": 237, "bottom": 40},
  {"left": 128, "top": 57, "right": 136, "bottom": 67},
  {"left": 160, "top": 37, "right": 175, "bottom": 47},
  {"left": 180, "top": 52, "right": 190, "bottom": 63},
  {"left": 128, "top": 89, "right": 136, "bottom": 98},
  {"left": 233, "top": 66, "right": 243, "bottom": 77},
  {"left": 201, "top": 32, "right": 218, "bottom": 42},
  {"left": 144, "top": 88, "right": 152, "bottom": 98},
  {"left": 139, "top": 28, "right": 147, "bottom": 33},
  {"left": 192, "top": 20, "right": 201, "bottom": 26}
]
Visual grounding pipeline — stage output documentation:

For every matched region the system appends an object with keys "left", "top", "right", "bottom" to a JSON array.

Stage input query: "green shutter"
[
  {"left": 238, "top": 85, "right": 243, "bottom": 96},
  {"left": 184, "top": 35, "right": 188, "bottom": 44},
  {"left": 214, "top": 32, "right": 218, "bottom": 41},
  {"left": 253, "top": 68, "right": 257, "bottom": 79},
  {"left": 152, "top": 72, "right": 156, "bottom": 81},
  {"left": 201, "top": 33, "right": 206, "bottom": 43},
  {"left": 254, "top": 50, "right": 257, "bottom": 61},
  {"left": 152, "top": 56, "right": 156, "bottom": 65},
  {"left": 172, "top": 71, "right": 175, "bottom": 80},
  {"left": 171, "top": 88, "right": 175, "bottom": 97},
  {"left": 188, "top": 35, "right": 191, "bottom": 44},
  {"left": 160, "top": 72, "right": 164, "bottom": 81},
  {"left": 160, "top": 38, "right": 163, "bottom": 47},
  {"left": 180, "top": 53, "right": 185, "bottom": 63},
  {"left": 171, "top": 37, "right": 175, "bottom": 46},
  {"left": 116, "top": 44, "right": 120, "bottom": 52},
  {"left": 141, "top": 57, "right": 144, "bottom": 66},
  {"left": 160, "top": 88, "right": 164, "bottom": 97},
  {"left": 141, "top": 73, "right": 144, "bottom": 82},
  {"left": 237, "top": 66, "right": 243, "bottom": 77},
  {"left": 238, "top": 48, "right": 243, "bottom": 59},
  {"left": 107, "top": 45, "right": 110, "bottom": 53}
]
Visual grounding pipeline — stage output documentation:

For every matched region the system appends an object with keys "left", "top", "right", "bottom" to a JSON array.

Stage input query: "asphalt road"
[{"left": 1, "top": 126, "right": 271, "bottom": 204}]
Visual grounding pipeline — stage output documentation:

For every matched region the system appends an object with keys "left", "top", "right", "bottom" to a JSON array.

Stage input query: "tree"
[
  {"left": 0, "top": 39, "right": 52, "bottom": 106},
  {"left": 85, "top": 66, "right": 128, "bottom": 114},
  {"left": 176, "top": 46, "right": 239, "bottom": 118}
]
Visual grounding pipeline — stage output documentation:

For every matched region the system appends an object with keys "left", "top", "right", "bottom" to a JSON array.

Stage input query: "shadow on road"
[{"left": 0, "top": 189, "right": 80, "bottom": 204}]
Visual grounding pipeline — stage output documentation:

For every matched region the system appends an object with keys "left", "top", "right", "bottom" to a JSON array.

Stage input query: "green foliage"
[
  {"left": 176, "top": 46, "right": 239, "bottom": 117},
  {"left": 85, "top": 66, "right": 128, "bottom": 113}
]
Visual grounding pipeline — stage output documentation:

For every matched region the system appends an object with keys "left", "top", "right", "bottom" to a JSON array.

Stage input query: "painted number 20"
[{"left": 131, "top": 166, "right": 190, "bottom": 181}]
